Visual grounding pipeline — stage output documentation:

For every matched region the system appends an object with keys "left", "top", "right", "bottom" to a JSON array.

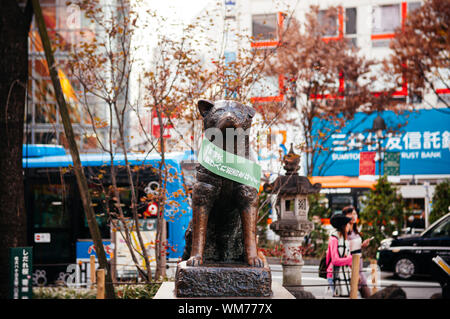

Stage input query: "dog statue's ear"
[
  {"left": 198, "top": 99, "right": 214, "bottom": 117},
  {"left": 247, "top": 106, "right": 256, "bottom": 118}
]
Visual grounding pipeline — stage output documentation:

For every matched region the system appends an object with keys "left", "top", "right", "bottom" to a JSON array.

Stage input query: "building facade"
[
  {"left": 220, "top": 0, "right": 449, "bottom": 226},
  {"left": 25, "top": 0, "right": 127, "bottom": 152}
]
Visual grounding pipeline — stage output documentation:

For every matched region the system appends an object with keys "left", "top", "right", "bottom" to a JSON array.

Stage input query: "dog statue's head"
[{"left": 198, "top": 99, "right": 256, "bottom": 132}]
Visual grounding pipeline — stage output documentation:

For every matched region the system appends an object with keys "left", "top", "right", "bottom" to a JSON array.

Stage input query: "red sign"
[
  {"left": 359, "top": 152, "right": 376, "bottom": 175},
  {"left": 144, "top": 202, "right": 158, "bottom": 218},
  {"left": 151, "top": 109, "right": 173, "bottom": 138}
]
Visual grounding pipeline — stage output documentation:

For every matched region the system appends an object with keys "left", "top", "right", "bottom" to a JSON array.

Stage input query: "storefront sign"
[
  {"left": 9, "top": 247, "right": 33, "bottom": 299},
  {"left": 34, "top": 233, "right": 51, "bottom": 243},
  {"left": 384, "top": 152, "right": 400, "bottom": 176},
  {"left": 359, "top": 152, "right": 376, "bottom": 175},
  {"left": 76, "top": 240, "right": 113, "bottom": 261},
  {"left": 312, "top": 109, "right": 450, "bottom": 176},
  {"left": 113, "top": 219, "right": 157, "bottom": 278},
  {"left": 75, "top": 240, "right": 113, "bottom": 286}
]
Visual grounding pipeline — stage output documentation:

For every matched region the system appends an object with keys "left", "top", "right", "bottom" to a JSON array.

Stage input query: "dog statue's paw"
[
  {"left": 186, "top": 255, "right": 203, "bottom": 267},
  {"left": 247, "top": 256, "right": 264, "bottom": 268}
]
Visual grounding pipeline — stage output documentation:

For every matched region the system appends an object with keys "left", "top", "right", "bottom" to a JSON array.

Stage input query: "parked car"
[{"left": 377, "top": 213, "right": 450, "bottom": 280}]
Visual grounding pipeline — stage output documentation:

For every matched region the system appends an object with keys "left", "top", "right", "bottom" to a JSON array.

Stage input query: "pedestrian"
[
  {"left": 342, "top": 205, "right": 373, "bottom": 298},
  {"left": 325, "top": 212, "right": 353, "bottom": 297}
]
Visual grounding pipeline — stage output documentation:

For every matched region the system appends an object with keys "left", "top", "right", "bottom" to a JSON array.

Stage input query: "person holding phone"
[
  {"left": 343, "top": 205, "right": 372, "bottom": 298},
  {"left": 326, "top": 213, "right": 353, "bottom": 297}
]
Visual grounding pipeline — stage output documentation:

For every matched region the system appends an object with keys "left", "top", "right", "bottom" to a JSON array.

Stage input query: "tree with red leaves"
[
  {"left": 264, "top": 6, "right": 396, "bottom": 176},
  {"left": 389, "top": 0, "right": 450, "bottom": 110}
]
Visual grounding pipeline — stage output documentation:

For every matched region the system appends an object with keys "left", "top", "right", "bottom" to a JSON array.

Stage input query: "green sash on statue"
[{"left": 198, "top": 138, "right": 261, "bottom": 189}]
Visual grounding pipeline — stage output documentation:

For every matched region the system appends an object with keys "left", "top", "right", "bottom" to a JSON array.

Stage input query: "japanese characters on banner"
[
  {"left": 330, "top": 130, "right": 448, "bottom": 155},
  {"left": 312, "top": 109, "right": 450, "bottom": 176},
  {"left": 9, "top": 247, "right": 33, "bottom": 299}
]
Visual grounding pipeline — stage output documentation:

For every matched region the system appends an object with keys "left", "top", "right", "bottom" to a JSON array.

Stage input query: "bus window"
[
  {"left": 105, "top": 186, "right": 132, "bottom": 218},
  {"left": 32, "top": 183, "right": 72, "bottom": 265},
  {"left": 319, "top": 196, "right": 329, "bottom": 209},
  {"left": 330, "top": 195, "right": 353, "bottom": 215},
  {"left": 357, "top": 194, "right": 367, "bottom": 213},
  {"left": 106, "top": 186, "right": 149, "bottom": 218},
  {"left": 32, "top": 184, "right": 70, "bottom": 228},
  {"left": 80, "top": 185, "right": 109, "bottom": 238},
  {"left": 404, "top": 198, "right": 425, "bottom": 229},
  {"left": 34, "top": 232, "right": 72, "bottom": 262}
]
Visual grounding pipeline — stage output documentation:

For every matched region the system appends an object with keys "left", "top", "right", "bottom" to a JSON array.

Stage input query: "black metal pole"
[{"left": 378, "top": 139, "right": 381, "bottom": 177}]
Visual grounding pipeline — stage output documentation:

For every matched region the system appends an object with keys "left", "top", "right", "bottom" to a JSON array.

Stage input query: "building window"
[
  {"left": 372, "top": 4, "right": 401, "bottom": 35},
  {"left": 250, "top": 74, "right": 285, "bottom": 103},
  {"left": 252, "top": 13, "right": 278, "bottom": 42},
  {"left": 26, "top": 0, "right": 107, "bottom": 151},
  {"left": 320, "top": 7, "right": 357, "bottom": 47},
  {"left": 318, "top": 9, "right": 338, "bottom": 37},
  {"left": 313, "top": 7, "right": 356, "bottom": 100},
  {"left": 250, "top": 12, "right": 286, "bottom": 102},
  {"left": 344, "top": 7, "right": 357, "bottom": 47},
  {"left": 370, "top": 2, "right": 423, "bottom": 98},
  {"left": 251, "top": 12, "right": 284, "bottom": 48},
  {"left": 370, "top": 2, "right": 421, "bottom": 47},
  {"left": 407, "top": 1, "right": 422, "bottom": 14},
  {"left": 251, "top": 75, "right": 281, "bottom": 100}
]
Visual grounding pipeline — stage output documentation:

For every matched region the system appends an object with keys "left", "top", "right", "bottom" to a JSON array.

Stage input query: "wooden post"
[
  {"left": 111, "top": 224, "right": 117, "bottom": 283},
  {"left": 31, "top": 0, "right": 115, "bottom": 299},
  {"left": 90, "top": 255, "right": 96, "bottom": 284},
  {"left": 96, "top": 269, "right": 105, "bottom": 299},
  {"left": 350, "top": 254, "right": 361, "bottom": 299},
  {"left": 371, "top": 259, "right": 378, "bottom": 294}
]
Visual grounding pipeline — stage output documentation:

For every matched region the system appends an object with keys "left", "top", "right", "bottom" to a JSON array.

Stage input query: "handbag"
[{"left": 318, "top": 235, "right": 337, "bottom": 279}]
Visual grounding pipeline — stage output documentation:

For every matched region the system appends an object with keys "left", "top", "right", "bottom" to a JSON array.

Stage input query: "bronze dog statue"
[{"left": 184, "top": 99, "right": 263, "bottom": 268}]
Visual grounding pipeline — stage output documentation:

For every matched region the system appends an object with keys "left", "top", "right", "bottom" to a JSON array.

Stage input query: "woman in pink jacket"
[
  {"left": 343, "top": 205, "right": 373, "bottom": 298},
  {"left": 325, "top": 213, "right": 353, "bottom": 297}
]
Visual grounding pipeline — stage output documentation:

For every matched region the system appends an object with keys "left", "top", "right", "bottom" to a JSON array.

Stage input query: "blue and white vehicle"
[{"left": 23, "top": 144, "right": 196, "bottom": 284}]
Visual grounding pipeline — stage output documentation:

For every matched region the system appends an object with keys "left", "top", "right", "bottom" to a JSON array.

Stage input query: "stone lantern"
[{"left": 264, "top": 144, "right": 321, "bottom": 297}]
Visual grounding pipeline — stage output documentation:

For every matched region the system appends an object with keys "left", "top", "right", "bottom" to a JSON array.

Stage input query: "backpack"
[
  {"left": 318, "top": 256, "right": 330, "bottom": 279},
  {"left": 318, "top": 234, "right": 337, "bottom": 279}
]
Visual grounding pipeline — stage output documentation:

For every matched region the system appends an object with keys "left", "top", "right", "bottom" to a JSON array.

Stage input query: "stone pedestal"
[
  {"left": 154, "top": 281, "right": 294, "bottom": 299},
  {"left": 279, "top": 236, "right": 304, "bottom": 287},
  {"left": 271, "top": 220, "right": 313, "bottom": 288},
  {"left": 174, "top": 261, "right": 272, "bottom": 298}
]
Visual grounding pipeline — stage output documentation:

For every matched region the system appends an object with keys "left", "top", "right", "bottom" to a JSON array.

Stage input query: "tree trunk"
[
  {"left": 31, "top": 0, "right": 115, "bottom": 298},
  {"left": 0, "top": 0, "right": 31, "bottom": 299},
  {"left": 155, "top": 107, "right": 167, "bottom": 279}
]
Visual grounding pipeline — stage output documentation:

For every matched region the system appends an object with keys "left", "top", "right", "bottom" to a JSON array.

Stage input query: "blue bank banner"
[{"left": 312, "top": 109, "right": 450, "bottom": 176}]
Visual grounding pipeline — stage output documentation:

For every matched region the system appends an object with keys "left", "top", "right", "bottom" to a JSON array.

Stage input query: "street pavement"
[
  {"left": 269, "top": 263, "right": 442, "bottom": 299},
  {"left": 165, "top": 261, "right": 442, "bottom": 299}
]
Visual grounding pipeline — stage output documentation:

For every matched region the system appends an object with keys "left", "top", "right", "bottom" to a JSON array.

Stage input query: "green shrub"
[
  {"left": 430, "top": 180, "right": 450, "bottom": 224},
  {"left": 115, "top": 283, "right": 161, "bottom": 299},
  {"left": 33, "top": 287, "right": 96, "bottom": 299},
  {"left": 32, "top": 282, "right": 162, "bottom": 299},
  {"left": 359, "top": 176, "right": 405, "bottom": 258}
]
